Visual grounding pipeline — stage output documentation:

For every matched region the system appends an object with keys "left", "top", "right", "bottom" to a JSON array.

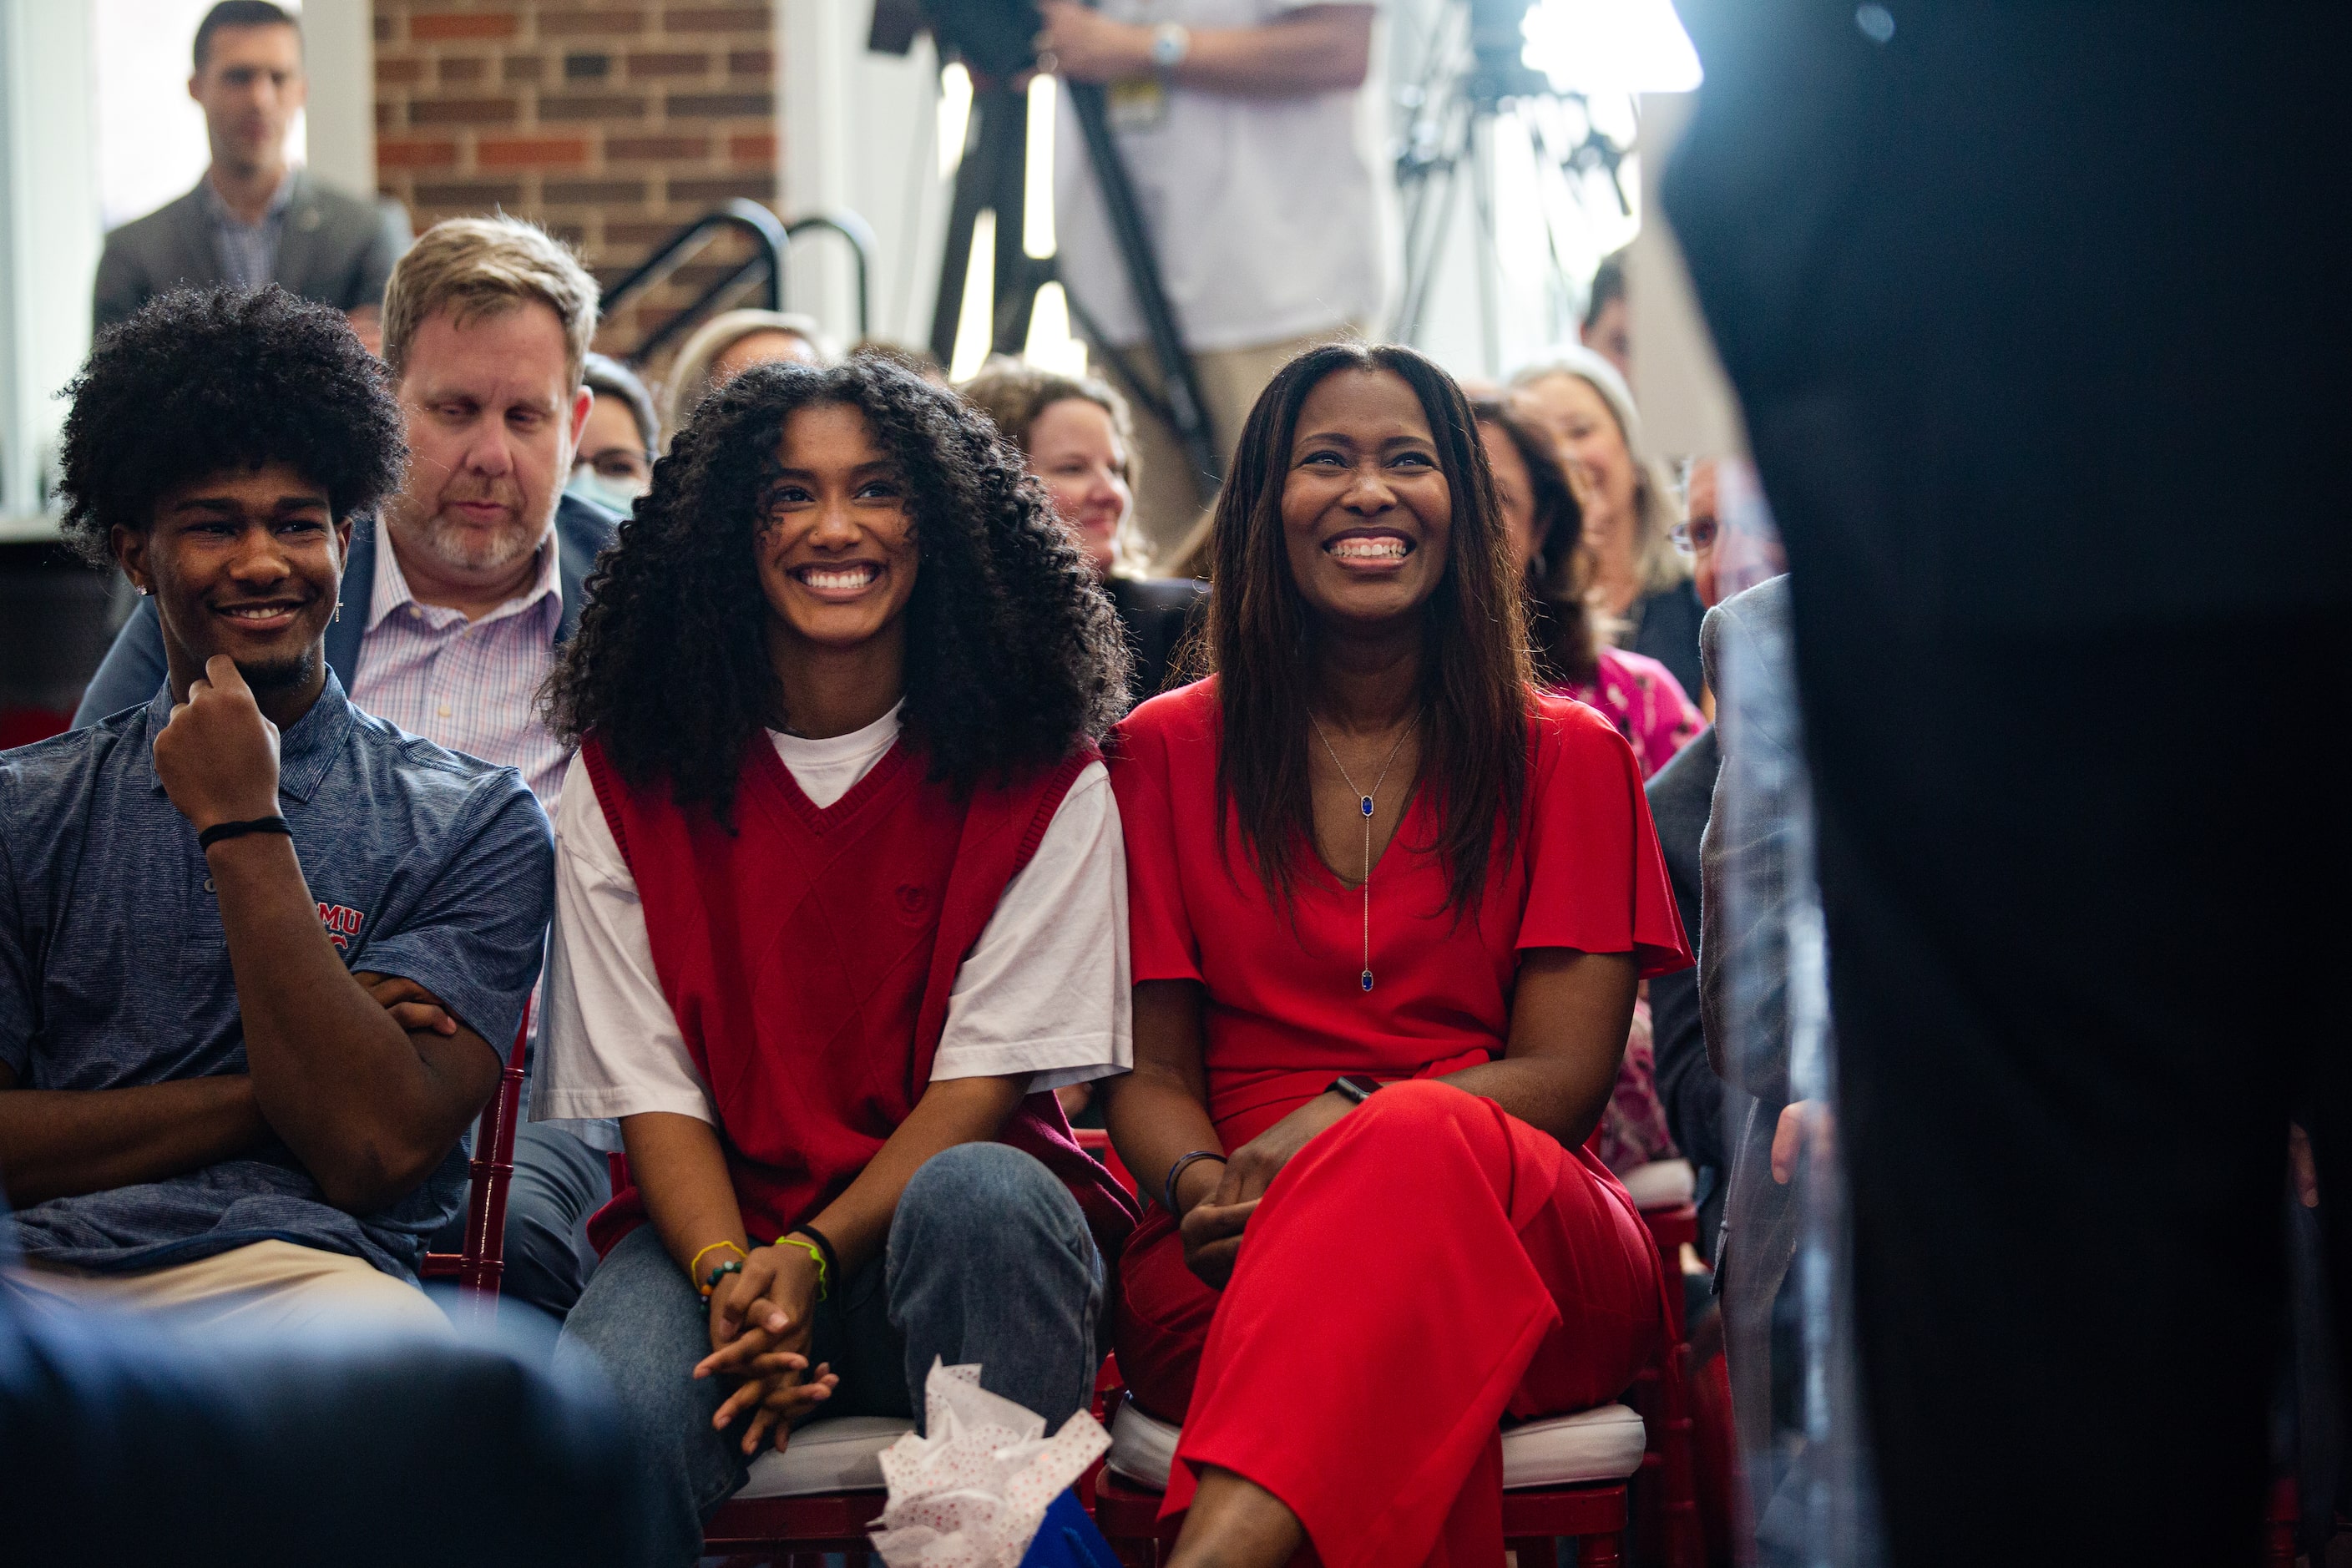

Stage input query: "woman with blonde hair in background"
[
  {"left": 1510, "top": 346, "right": 1704, "bottom": 702},
  {"left": 660, "top": 309, "right": 831, "bottom": 444},
  {"left": 961, "top": 359, "right": 1207, "bottom": 710}
]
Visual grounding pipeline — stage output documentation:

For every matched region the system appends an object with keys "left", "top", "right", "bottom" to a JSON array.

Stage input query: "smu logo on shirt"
[{"left": 317, "top": 901, "right": 367, "bottom": 950}]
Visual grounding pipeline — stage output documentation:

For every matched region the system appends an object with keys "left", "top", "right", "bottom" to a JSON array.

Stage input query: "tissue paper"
[{"left": 868, "top": 1360, "right": 1112, "bottom": 1568}]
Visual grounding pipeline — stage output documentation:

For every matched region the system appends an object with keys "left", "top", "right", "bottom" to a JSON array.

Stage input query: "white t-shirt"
[
  {"left": 532, "top": 705, "right": 1131, "bottom": 1148},
  {"left": 1053, "top": 0, "right": 1388, "bottom": 352}
]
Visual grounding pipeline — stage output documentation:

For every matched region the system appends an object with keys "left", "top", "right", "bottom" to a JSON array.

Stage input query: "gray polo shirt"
[{"left": 0, "top": 675, "right": 553, "bottom": 1280}]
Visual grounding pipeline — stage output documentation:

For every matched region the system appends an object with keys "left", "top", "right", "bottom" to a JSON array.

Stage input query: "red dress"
[{"left": 1107, "top": 680, "right": 1692, "bottom": 1568}]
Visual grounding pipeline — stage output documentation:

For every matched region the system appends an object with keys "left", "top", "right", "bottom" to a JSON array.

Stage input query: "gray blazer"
[
  {"left": 94, "top": 169, "right": 410, "bottom": 333},
  {"left": 1693, "top": 575, "right": 1803, "bottom": 1469}
]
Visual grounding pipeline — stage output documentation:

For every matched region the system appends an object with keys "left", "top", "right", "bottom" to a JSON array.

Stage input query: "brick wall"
[{"left": 371, "top": 3, "right": 781, "bottom": 362}]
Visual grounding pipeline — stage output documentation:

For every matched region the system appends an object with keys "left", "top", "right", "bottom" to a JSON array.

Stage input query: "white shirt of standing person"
[
  {"left": 532, "top": 703, "right": 1132, "bottom": 1149},
  {"left": 1051, "top": 0, "right": 1388, "bottom": 353}
]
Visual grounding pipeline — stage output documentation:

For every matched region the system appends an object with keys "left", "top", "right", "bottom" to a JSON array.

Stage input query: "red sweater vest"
[{"left": 578, "top": 730, "right": 1137, "bottom": 1260}]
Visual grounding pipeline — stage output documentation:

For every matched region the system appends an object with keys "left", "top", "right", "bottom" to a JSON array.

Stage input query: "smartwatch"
[
  {"left": 1327, "top": 1075, "right": 1383, "bottom": 1105},
  {"left": 1150, "top": 21, "right": 1191, "bottom": 73}
]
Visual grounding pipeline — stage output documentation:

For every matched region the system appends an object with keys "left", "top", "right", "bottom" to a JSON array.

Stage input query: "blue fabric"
[
  {"left": 559, "top": 1143, "right": 1105, "bottom": 1567},
  {"left": 0, "top": 673, "right": 553, "bottom": 1279},
  {"left": 198, "top": 174, "right": 295, "bottom": 291},
  {"left": 1022, "top": 1490, "right": 1122, "bottom": 1568},
  {"left": 70, "top": 494, "right": 620, "bottom": 728},
  {"left": 425, "top": 1120, "right": 610, "bottom": 1323},
  {"left": 1, "top": 1179, "right": 653, "bottom": 1565}
]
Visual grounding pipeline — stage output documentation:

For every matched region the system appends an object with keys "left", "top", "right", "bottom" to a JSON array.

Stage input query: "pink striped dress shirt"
[{"left": 349, "top": 533, "right": 571, "bottom": 806}]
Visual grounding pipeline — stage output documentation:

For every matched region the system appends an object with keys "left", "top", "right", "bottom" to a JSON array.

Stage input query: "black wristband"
[
  {"left": 196, "top": 815, "right": 293, "bottom": 851},
  {"left": 1162, "top": 1150, "right": 1227, "bottom": 1216},
  {"left": 790, "top": 1222, "right": 841, "bottom": 1286}
]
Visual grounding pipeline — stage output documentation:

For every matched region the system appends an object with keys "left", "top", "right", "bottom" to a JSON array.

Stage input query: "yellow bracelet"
[
  {"left": 776, "top": 1234, "right": 830, "bottom": 1301},
  {"left": 689, "top": 1240, "right": 747, "bottom": 1282}
]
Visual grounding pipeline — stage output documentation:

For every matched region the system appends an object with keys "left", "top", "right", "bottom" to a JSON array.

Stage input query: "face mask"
[{"left": 566, "top": 467, "right": 649, "bottom": 517}]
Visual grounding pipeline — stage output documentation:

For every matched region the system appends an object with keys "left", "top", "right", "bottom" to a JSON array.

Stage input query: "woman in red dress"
[{"left": 1102, "top": 342, "right": 1692, "bottom": 1568}]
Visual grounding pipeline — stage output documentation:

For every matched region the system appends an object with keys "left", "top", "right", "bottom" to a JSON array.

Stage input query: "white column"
[
  {"left": 778, "top": 3, "right": 948, "bottom": 348},
  {"left": 299, "top": 0, "right": 374, "bottom": 200},
  {"left": 0, "top": 0, "right": 101, "bottom": 534}
]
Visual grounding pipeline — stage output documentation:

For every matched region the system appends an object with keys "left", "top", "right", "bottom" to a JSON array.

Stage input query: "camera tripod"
[{"left": 1390, "top": 0, "right": 1633, "bottom": 373}]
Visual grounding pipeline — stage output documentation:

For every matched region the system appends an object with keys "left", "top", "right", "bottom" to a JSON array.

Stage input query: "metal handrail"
[
  {"left": 599, "top": 200, "right": 790, "bottom": 365},
  {"left": 598, "top": 202, "right": 883, "bottom": 364},
  {"left": 786, "top": 210, "right": 879, "bottom": 340}
]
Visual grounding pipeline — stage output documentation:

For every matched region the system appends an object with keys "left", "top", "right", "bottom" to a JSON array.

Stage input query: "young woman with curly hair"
[
  {"left": 1100, "top": 342, "right": 1692, "bottom": 1568},
  {"left": 537, "top": 356, "right": 1139, "bottom": 1566}
]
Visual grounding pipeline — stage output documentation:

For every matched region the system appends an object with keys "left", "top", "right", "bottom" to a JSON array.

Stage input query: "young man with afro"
[{"left": 0, "top": 286, "right": 553, "bottom": 1332}]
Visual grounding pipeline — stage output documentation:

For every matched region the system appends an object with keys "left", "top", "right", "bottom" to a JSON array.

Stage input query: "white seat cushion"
[
  {"left": 1619, "top": 1157, "right": 1696, "bottom": 1211},
  {"left": 737, "top": 1415, "right": 918, "bottom": 1499},
  {"left": 1105, "top": 1399, "right": 1646, "bottom": 1493}
]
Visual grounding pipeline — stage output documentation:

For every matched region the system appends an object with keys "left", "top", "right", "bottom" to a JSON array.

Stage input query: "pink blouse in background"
[
  {"left": 1556, "top": 645, "right": 1705, "bottom": 781},
  {"left": 1555, "top": 645, "right": 1705, "bottom": 1174}
]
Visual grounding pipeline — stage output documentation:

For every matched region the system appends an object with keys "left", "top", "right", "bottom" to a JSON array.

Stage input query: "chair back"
[{"left": 418, "top": 999, "right": 534, "bottom": 1322}]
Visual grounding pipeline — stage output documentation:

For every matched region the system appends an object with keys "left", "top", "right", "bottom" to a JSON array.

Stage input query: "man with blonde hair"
[{"left": 77, "top": 215, "right": 624, "bottom": 1327}]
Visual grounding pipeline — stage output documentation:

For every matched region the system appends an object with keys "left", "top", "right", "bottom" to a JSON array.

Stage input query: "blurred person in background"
[
  {"left": 1510, "top": 346, "right": 1703, "bottom": 703},
  {"left": 962, "top": 359, "right": 1207, "bottom": 710},
  {"left": 1039, "top": 1, "right": 1381, "bottom": 558},
  {"left": 94, "top": 2, "right": 410, "bottom": 346},
  {"left": 660, "top": 309, "right": 831, "bottom": 442},
  {"left": 1475, "top": 396, "right": 1701, "bottom": 1178},
  {"left": 75, "top": 217, "right": 625, "bottom": 1331},
  {"left": 1641, "top": 457, "right": 1786, "bottom": 1263},
  {"left": 1581, "top": 248, "right": 1631, "bottom": 382},
  {"left": 1474, "top": 397, "right": 1702, "bottom": 780},
  {"left": 571, "top": 353, "right": 661, "bottom": 515}
]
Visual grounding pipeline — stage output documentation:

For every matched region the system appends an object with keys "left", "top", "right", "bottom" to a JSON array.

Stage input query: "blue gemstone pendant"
[
  {"left": 1360, "top": 969, "right": 1374, "bottom": 992},
  {"left": 1360, "top": 795, "right": 1375, "bottom": 817}
]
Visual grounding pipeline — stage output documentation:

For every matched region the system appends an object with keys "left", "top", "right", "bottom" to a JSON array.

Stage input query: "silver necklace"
[{"left": 1310, "top": 716, "right": 1413, "bottom": 994}]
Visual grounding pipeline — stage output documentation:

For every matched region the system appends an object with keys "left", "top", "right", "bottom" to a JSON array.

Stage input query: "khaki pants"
[
  {"left": 1102, "top": 326, "right": 1362, "bottom": 568},
  {"left": 8, "top": 1238, "right": 452, "bottom": 1337}
]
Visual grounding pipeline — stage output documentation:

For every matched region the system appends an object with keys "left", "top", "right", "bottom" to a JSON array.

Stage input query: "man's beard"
[
  {"left": 235, "top": 644, "right": 317, "bottom": 694},
  {"left": 414, "top": 503, "right": 543, "bottom": 577}
]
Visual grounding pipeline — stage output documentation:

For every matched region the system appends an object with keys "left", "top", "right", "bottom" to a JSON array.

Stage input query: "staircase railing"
[{"left": 599, "top": 200, "right": 878, "bottom": 365}]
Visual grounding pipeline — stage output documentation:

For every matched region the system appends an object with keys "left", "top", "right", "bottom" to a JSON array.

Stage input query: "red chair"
[
  {"left": 1621, "top": 1160, "right": 1707, "bottom": 1568},
  {"left": 1089, "top": 1390, "right": 1644, "bottom": 1568},
  {"left": 418, "top": 999, "right": 533, "bottom": 1327},
  {"left": 705, "top": 1417, "right": 915, "bottom": 1567}
]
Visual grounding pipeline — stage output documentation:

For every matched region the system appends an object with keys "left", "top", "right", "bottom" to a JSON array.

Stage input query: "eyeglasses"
[{"left": 1670, "top": 515, "right": 1720, "bottom": 554}]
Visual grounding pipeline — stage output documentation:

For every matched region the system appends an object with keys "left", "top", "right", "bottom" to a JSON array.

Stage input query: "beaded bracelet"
[
  {"left": 700, "top": 1257, "right": 744, "bottom": 1299},
  {"left": 689, "top": 1239, "right": 747, "bottom": 1281}
]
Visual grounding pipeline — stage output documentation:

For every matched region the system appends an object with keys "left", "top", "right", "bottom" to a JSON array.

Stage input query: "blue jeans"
[
  {"left": 428, "top": 1121, "right": 611, "bottom": 1323},
  {"left": 558, "top": 1142, "right": 1105, "bottom": 1567}
]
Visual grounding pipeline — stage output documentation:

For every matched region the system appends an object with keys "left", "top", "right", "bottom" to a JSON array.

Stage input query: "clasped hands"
[
  {"left": 693, "top": 1243, "right": 839, "bottom": 1456},
  {"left": 1176, "top": 1089, "right": 1357, "bottom": 1290}
]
